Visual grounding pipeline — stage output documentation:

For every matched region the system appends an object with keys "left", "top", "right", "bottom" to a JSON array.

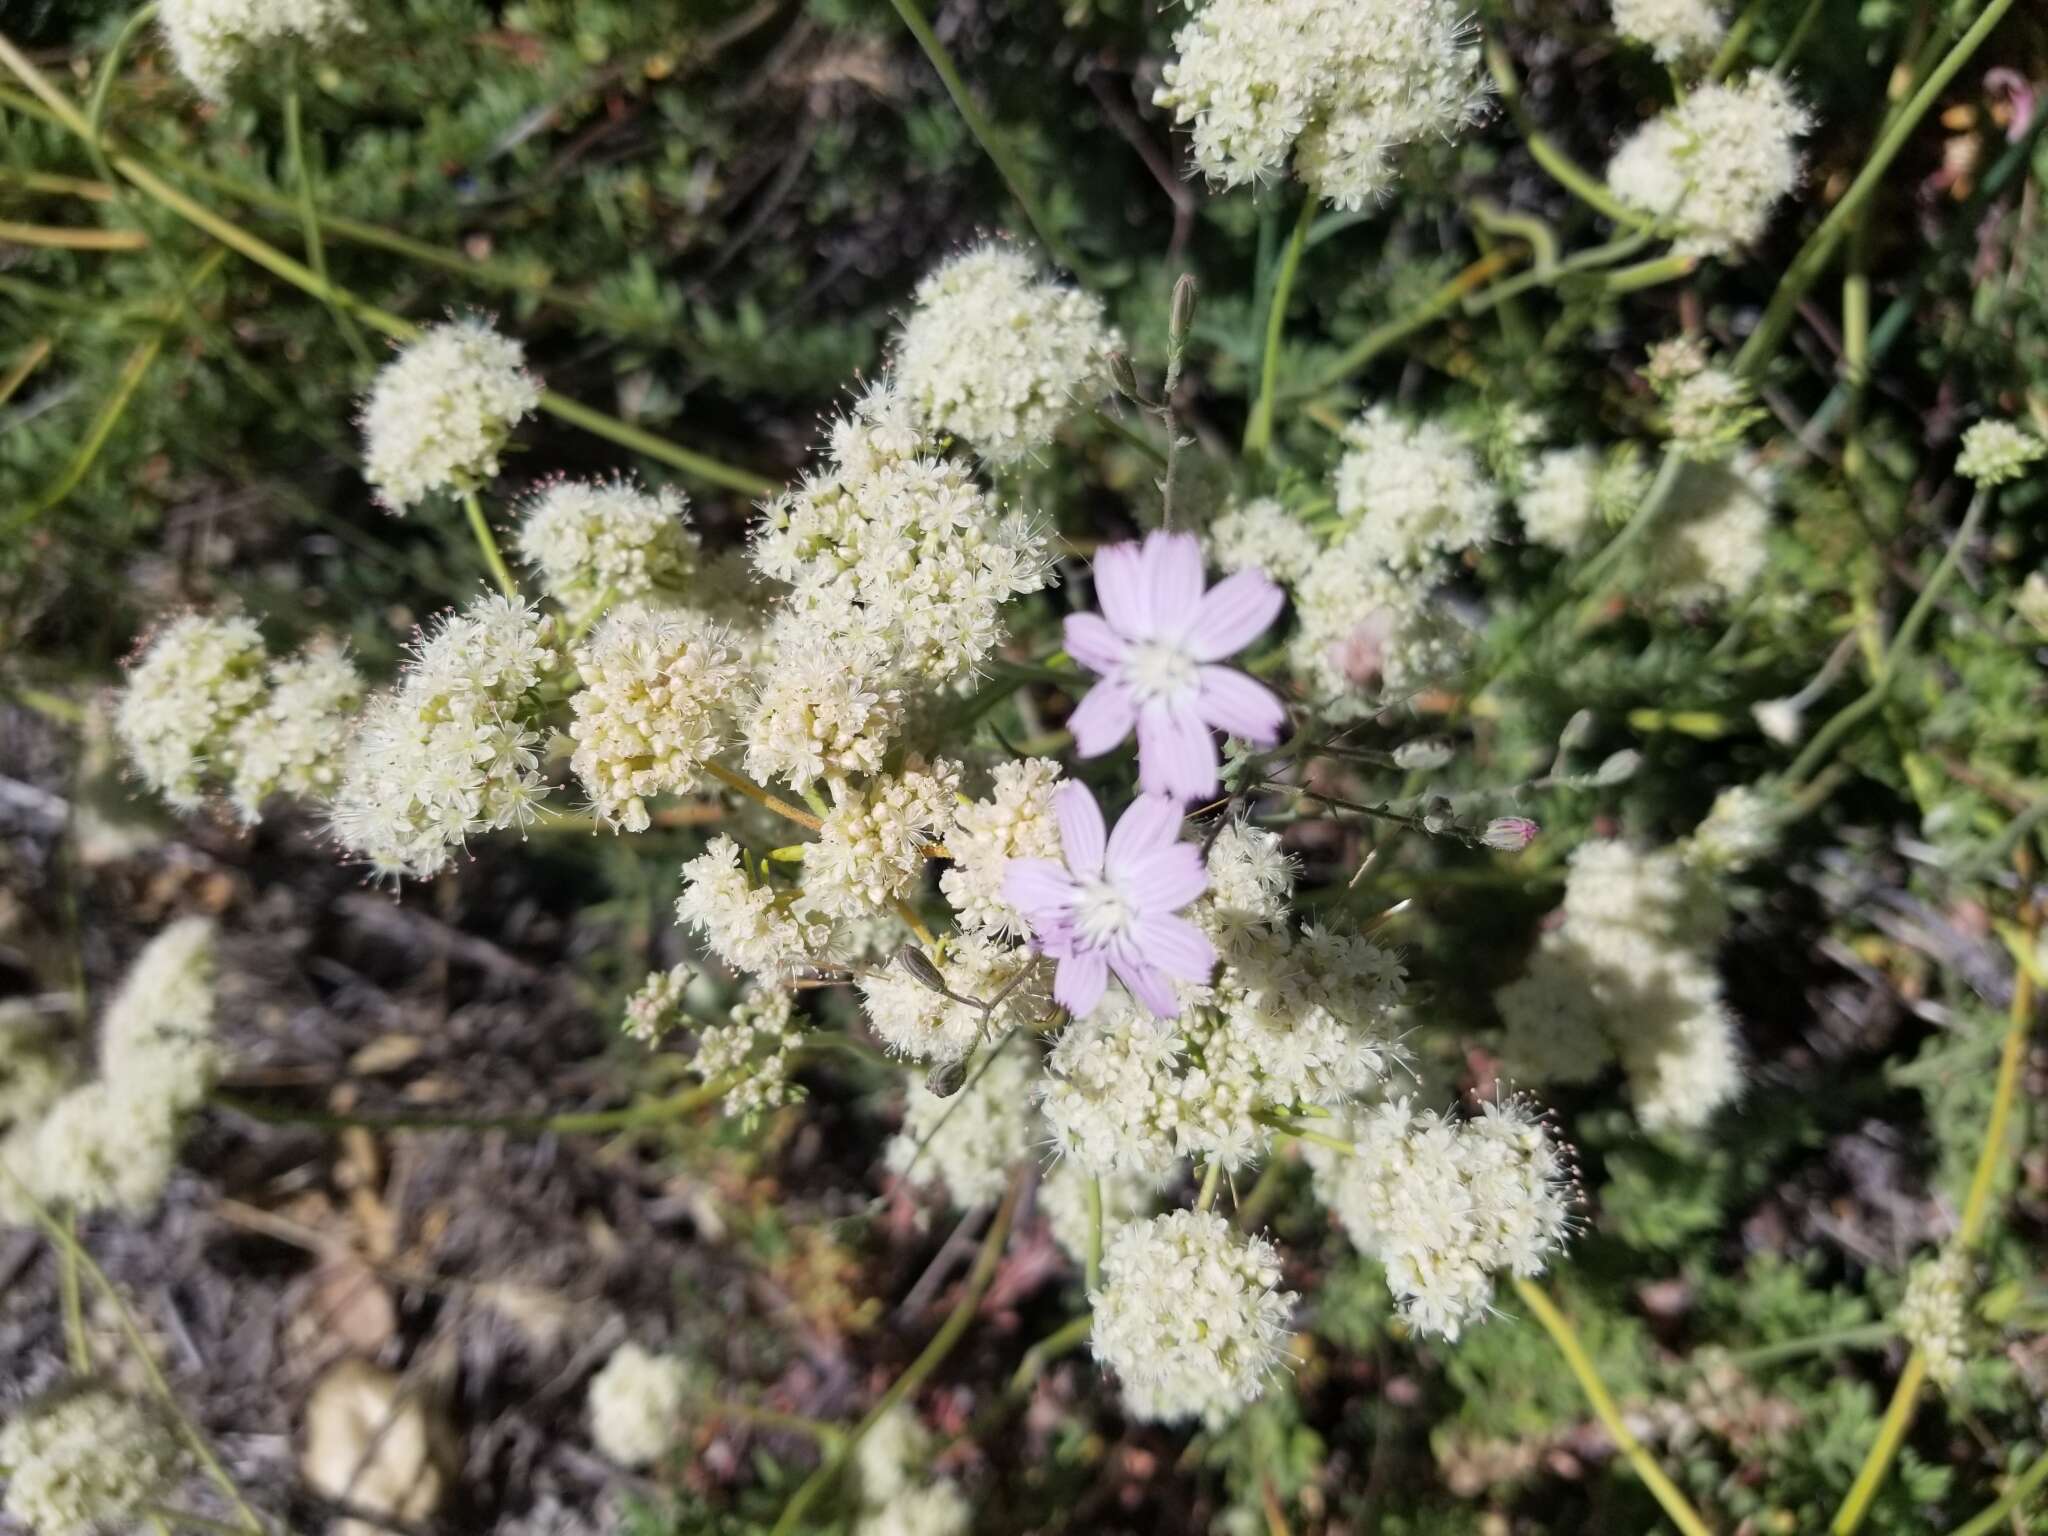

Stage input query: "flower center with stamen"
[
  {"left": 1124, "top": 639, "right": 1199, "bottom": 704},
  {"left": 1072, "top": 876, "right": 1137, "bottom": 948}
]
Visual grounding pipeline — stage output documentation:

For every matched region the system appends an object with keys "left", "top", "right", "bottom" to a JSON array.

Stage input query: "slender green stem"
[
  {"left": 60, "top": 1210, "right": 89, "bottom": 1371},
  {"left": 1244, "top": 194, "right": 1315, "bottom": 456},
  {"left": 461, "top": 487, "right": 519, "bottom": 598},
  {"left": 1485, "top": 40, "right": 1654, "bottom": 229},
  {"left": 1718, "top": 1321, "right": 1894, "bottom": 1370},
  {"left": 1735, "top": 0, "right": 2022, "bottom": 378},
  {"left": 1784, "top": 490, "right": 1989, "bottom": 788},
  {"left": 1775, "top": 0, "right": 1830, "bottom": 72},
  {"left": 1511, "top": 1278, "right": 1717, "bottom": 1536},
  {"left": 1707, "top": 0, "right": 1765, "bottom": 78},
  {"left": 702, "top": 761, "right": 825, "bottom": 832},
  {"left": 284, "top": 84, "right": 373, "bottom": 373},
  {"left": 0, "top": 335, "right": 51, "bottom": 405},
  {"left": 1195, "top": 1159, "right": 1223, "bottom": 1212},
  {"left": 142, "top": 1506, "right": 257, "bottom": 1536},
  {"left": 1234, "top": 1153, "right": 1289, "bottom": 1232},
  {"left": 1594, "top": 252, "right": 1695, "bottom": 294},
  {"left": 1832, "top": 1354, "right": 1929, "bottom": 1534},
  {"left": 1298, "top": 246, "right": 1520, "bottom": 398},
  {"left": 212, "top": 1070, "right": 743, "bottom": 1136},
  {"left": 1251, "top": 1111, "right": 1356, "bottom": 1156},
  {"left": 1007, "top": 1312, "right": 1093, "bottom": 1395},
  {"left": 885, "top": 0, "right": 1083, "bottom": 275},
  {"left": 769, "top": 1175, "right": 1024, "bottom": 1536},
  {"left": 1948, "top": 1444, "right": 2048, "bottom": 1536},
  {"left": 1569, "top": 446, "right": 1687, "bottom": 614},
  {"left": 1084, "top": 1176, "right": 1104, "bottom": 1293}
]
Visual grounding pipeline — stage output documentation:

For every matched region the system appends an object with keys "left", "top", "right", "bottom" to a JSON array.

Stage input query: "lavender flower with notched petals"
[
  {"left": 1065, "top": 531, "right": 1288, "bottom": 801},
  {"left": 1003, "top": 783, "right": 1216, "bottom": 1018}
]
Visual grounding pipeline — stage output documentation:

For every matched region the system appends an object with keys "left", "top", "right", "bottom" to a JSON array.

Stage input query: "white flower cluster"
[
  {"left": 1334, "top": 407, "right": 1500, "bottom": 572},
  {"left": 0, "top": 1387, "right": 187, "bottom": 1533},
  {"left": 622, "top": 963, "right": 693, "bottom": 1043},
  {"left": 360, "top": 318, "right": 540, "bottom": 513},
  {"left": 516, "top": 479, "right": 698, "bottom": 611},
  {"left": 693, "top": 986, "right": 807, "bottom": 1122},
  {"left": 938, "top": 758, "right": 1063, "bottom": 939},
  {"left": 677, "top": 835, "right": 833, "bottom": 977},
  {"left": 1494, "top": 838, "right": 1743, "bottom": 1132},
  {"left": 742, "top": 637, "right": 904, "bottom": 794},
  {"left": 1517, "top": 447, "right": 1651, "bottom": 555},
  {"left": 569, "top": 604, "right": 742, "bottom": 831},
  {"left": 1607, "top": 74, "right": 1811, "bottom": 259},
  {"left": 857, "top": 934, "right": 1043, "bottom": 1065},
  {"left": 330, "top": 594, "right": 556, "bottom": 881},
  {"left": 1038, "top": 1159, "right": 1162, "bottom": 1264},
  {"left": 587, "top": 1343, "right": 691, "bottom": 1467},
  {"left": 1682, "top": 785, "right": 1781, "bottom": 873},
  {"left": 1644, "top": 337, "right": 1761, "bottom": 457},
  {"left": 1955, "top": 419, "right": 2045, "bottom": 487},
  {"left": 1643, "top": 452, "right": 1774, "bottom": 606},
  {"left": 1089, "top": 1209, "right": 1296, "bottom": 1424},
  {"left": 1042, "top": 831, "right": 1402, "bottom": 1176},
  {"left": 2, "top": 920, "right": 219, "bottom": 1223},
  {"left": 1308, "top": 1097, "right": 1573, "bottom": 1339},
  {"left": 886, "top": 1048, "right": 1038, "bottom": 1209},
  {"left": 1610, "top": 0, "right": 1727, "bottom": 64},
  {"left": 115, "top": 612, "right": 268, "bottom": 810},
  {"left": 1206, "top": 497, "right": 1322, "bottom": 586},
  {"left": 805, "top": 763, "right": 961, "bottom": 919},
  {"left": 895, "top": 244, "right": 1120, "bottom": 464},
  {"left": 227, "top": 639, "right": 364, "bottom": 821},
  {"left": 159, "top": 0, "right": 360, "bottom": 99},
  {"left": 1154, "top": 0, "right": 1489, "bottom": 209},
  {"left": 751, "top": 382, "right": 1052, "bottom": 695},
  {"left": 853, "top": 1408, "right": 971, "bottom": 1536},
  {"left": 1897, "top": 1248, "right": 1971, "bottom": 1390}
]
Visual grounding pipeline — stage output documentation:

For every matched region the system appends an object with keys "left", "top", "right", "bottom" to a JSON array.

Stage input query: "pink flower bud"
[{"left": 1481, "top": 817, "right": 1540, "bottom": 852}]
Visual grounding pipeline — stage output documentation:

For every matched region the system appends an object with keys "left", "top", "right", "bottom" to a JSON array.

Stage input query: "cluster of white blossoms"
[
  {"left": 360, "top": 318, "right": 541, "bottom": 513},
  {"left": 226, "top": 639, "right": 364, "bottom": 821},
  {"left": 1494, "top": 833, "right": 1744, "bottom": 1131},
  {"left": 894, "top": 244, "right": 1120, "bottom": 464},
  {"left": 1517, "top": 446, "right": 1651, "bottom": 555},
  {"left": 853, "top": 1408, "right": 970, "bottom": 1536},
  {"left": 691, "top": 987, "right": 808, "bottom": 1122},
  {"left": 1610, "top": 0, "right": 1727, "bottom": 64},
  {"left": 158, "top": 0, "right": 360, "bottom": 99},
  {"left": 569, "top": 605, "right": 742, "bottom": 832},
  {"left": 937, "top": 758, "right": 1063, "bottom": 939},
  {"left": 1955, "top": 418, "right": 2046, "bottom": 487},
  {"left": 1089, "top": 1210, "right": 1296, "bottom": 1424},
  {"left": 1040, "top": 827, "right": 1403, "bottom": 1176},
  {"left": 1308, "top": 1097, "right": 1573, "bottom": 1339},
  {"left": 1334, "top": 407, "right": 1500, "bottom": 572},
  {"left": 0, "top": 1387, "right": 187, "bottom": 1533},
  {"left": 2, "top": 920, "right": 219, "bottom": 1224},
  {"left": 1643, "top": 452, "right": 1774, "bottom": 607},
  {"left": 1643, "top": 337, "right": 1761, "bottom": 458},
  {"left": 1897, "top": 1248, "right": 1971, "bottom": 1390},
  {"left": 1607, "top": 74, "right": 1811, "bottom": 258},
  {"left": 1154, "top": 0, "right": 1489, "bottom": 209},
  {"left": 1206, "top": 496, "right": 1324, "bottom": 587},
  {"left": 751, "top": 382, "right": 1053, "bottom": 694},
  {"left": 516, "top": 479, "right": 698, "bottom": 612},
  {"left": 677, "top": 835, "right": 835, "bottom": 978},
  {"left": 886, "top": 1048, "right": 1038, "bottom": 1209},
  {"left": 329, "top": 594, "right": 556, "bottom": 881},
  {"left": 805, "top": 763, "right": 961, "bottom": 918},
  {"left": 857, "top": 933, "right": 1043, "bottom": 1063},
  {"left": 586, "top": 1343, "right": 691, "bottom": 1467},
  {"left": 1682, "top": 785, "right": 1783, "bottom": 873}
]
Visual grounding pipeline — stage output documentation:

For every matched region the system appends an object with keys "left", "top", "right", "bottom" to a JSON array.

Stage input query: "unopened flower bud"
[
  {"left": 1393, "top": 736, "right": 1455, "bottom": 771},
  {"left": 1107, "top": 350, "right": 1141, "bottom": 402},
  {"left": 1481, "top": 817, "right": 1540, "bottom": 852},
  {"left": 1170, "top": 274, "right": 1199, "bottom": 342},
  {"left": 1594, "top": 750, "right": 1642, "bottom": 786},
  {"left": 923, "top": 1057, "right": 969, "bottom": 1098},
  {"left": 897, "top": 944, "right": 948, "bottom": 994},
  {"left": 1422, "top": 796, "right": 1457, "bottom": 836}
]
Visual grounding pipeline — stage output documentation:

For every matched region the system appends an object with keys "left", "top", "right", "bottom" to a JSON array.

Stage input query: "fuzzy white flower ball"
[
  {"left": 227, "top": 638, "right": 363, "bottom": 822},
  {"left": 1611, "top": 0, "right": 1728, "bottom": 63},
  {"left": 516, "top": 479, "right": 698, "bottom": 610},
  {"left": 858, "top": 935, "right": 1043, "bottom": 1065},
  {"left": 1090, "top": 1209, "right": 1296, "bottom": 1424},
  {"left": 159, "top": 0, "right": 360, "bottom": 99},
  {"left": 803, "top": 764, "right": 961, "bottom": 920},
  {"left": 360, "top": 319, "right": 540, "bottom": 513},
  {"left": 115, "top": 613, "right": 269, "bottom": 811},
  {"left": 1644, "top": 453, "right": 1774, "bottom": 606},
  {"left": 1898, "top": 1248, "right": 1971, "bottom": 1389},
  {"left": 1607, "top": 74, "right": 1811, "bottom": 259},
  {"left": 677, "top": 835, "right": 832, "bottom": 977},
  {"left": 0, "top": 1388, "right": 186, "bottom": 1533},
  {"left": 587, "top": 1344, "right": 690, "bottom": 1467},
  {"left": 99, "top": 917, "right": 220, "bottom": 1116},
  {"left": 1955, "top": 419, "right": 2045, "bottom": 487},
  {"left": 896, "top": 245, "right": 1120, "bottom": 463},
  {"left": 939, "top": 758, "right": 1064, "bottom": 940},
  {"left": 1206, "top": 497, "right": 1323, "bottom": 587},
  {"left": 1334, "top": 407, "right": 1500, "bottom": 572}
]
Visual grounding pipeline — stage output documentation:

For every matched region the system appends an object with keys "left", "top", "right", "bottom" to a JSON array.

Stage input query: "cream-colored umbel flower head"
[
  {"left": 1090, "top": 1209, "right": 1296, "bottom": 1425},
  {"left": 1955, "top": 418, "right": 2046, "bottom": 487},
  {"left": 100, "top": 917, "right": 221, "bottom": 1115},
  {"left": 227, "top": 638, "right": 363, "bottom": 822},
  {"left": 587, "top": 1344, "right": 690, "bottom": 1467},
  {"left": 116, "top": 612, "right": 269, "bottom": 810},
  {"left": 159, "top": 0, "right": 361, "bottom": 99},
  {"left": 1206, "top": 496, "right": 1323, "bottom": 587},
  {"left": 1643, "top": 452, "right": 1774, "bottom": 606},
  {"left": 516, "top": 479, "right": 699, "bottom": 610},
  {"left": 1610, "top": 0, "right": 1727, "bottom": 64},
  {"left": 360, "top": 318, "right": 540, "bottom": 512},
  {"left": 1897, "top": 1248, "right": 1971, "bottom": 1390},
  {"left": 1607, "top": 74, "right": 1811, "bottom": 259},
  {"left": 1334, "top": 406, "right": 1500, "bottom": 572},
  {"left": 569, "top": 604, "right": 743, "bottom": 831},
  {"left": 895, "top": 244, "right": 1120, "bottom": 464},
  {"left": 1155, "top": 0, "right": 1489, "bottom": 210},
  {"left": 1517, "top": 447, "right": 1651, "bottom": 555},
  {"left": 0, "top": 1387, "right": 187, "bottom": 1534}
]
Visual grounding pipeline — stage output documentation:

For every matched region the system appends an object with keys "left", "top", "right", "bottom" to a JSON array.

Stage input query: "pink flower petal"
[
  {"left": 1106, "top": 792, "right": 1181, "bottom": 866},
  {"left": 1120, "top": 843, "right": 1208, "bottom": 914},
  {"left": 1063, "top": 612, "right": 1129, "bottom": 675},
  {"left": 1004, "top": 858, "right": 1077, "bottom": 919},
  {"left": 1187, "top": 568, "right": 1285, "bottom": 661},
  {"left": 1111, "top": 957, "right": 1179, "bottom": 1018},
  {"left": 1055, "top": 952, "right": 1108, "bottom": 1016},
  {"left": 1196, "top": 665, "right": 1287, "bottom": 746},
  {"left": 1131, "top": 912, "right": 1217, "bottom": 983},
  {"left": 1052, "top": 780, "right": 1106, "bottom": 877},
  {"left": 1091, "top": 541, "right": 1153, "bottom": 640},
  {"left": 1144, "top": 531, "right": 1207, "bottom": 641},
  {"left": 1136, "top": 699, "right": 1220, "bottom": 801},
  {"left": 1068, "top": 677, "right": 1137, "bottom": 758}
]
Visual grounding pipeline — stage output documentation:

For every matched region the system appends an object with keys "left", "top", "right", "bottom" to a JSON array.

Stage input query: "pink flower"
[
  {"left": 1064, "top": 531, "right": 1287, "bottom": 802},
  {"left": 1002, "top": 782, "right": 1216, "bottom": 1018}
]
